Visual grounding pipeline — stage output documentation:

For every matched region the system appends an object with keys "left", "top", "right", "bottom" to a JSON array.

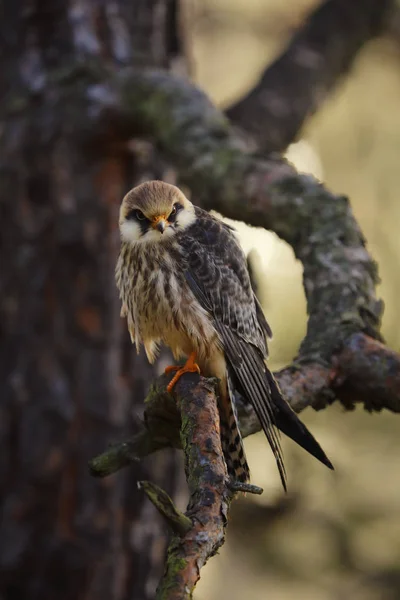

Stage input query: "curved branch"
[
  {"left": 332, "top": 333, "right": 400, "bottom": 413},
  {"left": 226, "top": 0, "right": 394, "bottom": 152},
  {"left": 89, "top": 334, "right": 400, "bottom": 481},
  {"left": 88, "top": 69, "right": 382, "bottom": 363}
]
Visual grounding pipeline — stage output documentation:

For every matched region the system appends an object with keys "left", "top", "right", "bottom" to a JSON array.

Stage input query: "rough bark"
[
  {"left": 0, "top": 2, "right": 187, "bottom": 600},
  {"left": 153, "top": 376, "right": 231, "bottom": 600}
]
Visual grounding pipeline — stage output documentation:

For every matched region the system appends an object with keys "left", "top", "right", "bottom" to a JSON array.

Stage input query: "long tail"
[
  {"left": 215, "top": 321, "right": 333, "bottom": 489},
  {"left": 266, "top": 370, "right": 334, "bottom": 471},
  {"left": 218, "top": 375, "right": 250, "bottom": 483}
]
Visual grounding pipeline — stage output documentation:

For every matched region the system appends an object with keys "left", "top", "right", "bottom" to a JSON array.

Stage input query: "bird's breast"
[{"left": 116, "top": 241, "right": 218, "bottom": 361}]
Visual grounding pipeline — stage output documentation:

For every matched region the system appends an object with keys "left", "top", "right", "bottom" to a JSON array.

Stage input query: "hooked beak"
[{"left": 152, "top": 216, "right": 168, "bottom": 234}]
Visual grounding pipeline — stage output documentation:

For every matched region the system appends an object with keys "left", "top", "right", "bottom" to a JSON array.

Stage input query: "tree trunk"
[{"left": 0, "top": 2, "right": 188, "bottom": 599}]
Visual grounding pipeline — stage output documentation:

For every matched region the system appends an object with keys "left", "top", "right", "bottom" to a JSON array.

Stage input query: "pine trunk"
[{"left": 0, "top": 2, "right": 188, "bottom": 598}]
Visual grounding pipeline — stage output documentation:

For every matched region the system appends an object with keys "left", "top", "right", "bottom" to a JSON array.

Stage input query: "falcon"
[{"left": 115, "top": 180, "right": 333, "bottom": 489}]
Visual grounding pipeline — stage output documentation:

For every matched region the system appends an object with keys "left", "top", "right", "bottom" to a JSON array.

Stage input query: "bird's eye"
[
  {"left": 168, "top": 203, "right": 181, "bottom": 222},
  {"left": 127, "top": 209, "right": 146, "bottom": 221},
  {"left": 134, "top": 209, "right": 146, "bottom": 221}
]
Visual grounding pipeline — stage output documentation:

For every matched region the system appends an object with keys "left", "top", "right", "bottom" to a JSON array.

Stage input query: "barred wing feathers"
[{"left": 181, "top": 208, "right": 333, "bottom": 490}]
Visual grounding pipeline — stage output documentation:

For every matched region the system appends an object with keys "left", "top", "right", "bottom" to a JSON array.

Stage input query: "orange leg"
[{"left": 165, "top": 352, "right": 201, "bottom": 393}]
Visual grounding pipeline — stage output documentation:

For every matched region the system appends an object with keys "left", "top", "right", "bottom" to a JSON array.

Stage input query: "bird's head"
[{"left": 119, "top": 181, "right": 195, "bottom": 244}]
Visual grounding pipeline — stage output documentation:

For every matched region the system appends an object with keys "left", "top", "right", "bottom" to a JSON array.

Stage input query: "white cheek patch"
[
  {"left": 176, "top": 207, "right": 196, "bottom": 229},
  {"left": 120, "top": 220, "right": 142, "bottom": 243},
  {"left": 120, "top": 214, "right": 189, "bottom": 246}
]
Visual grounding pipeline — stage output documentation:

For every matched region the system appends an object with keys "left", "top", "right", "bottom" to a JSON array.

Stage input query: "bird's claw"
[{"left": 165, "top": 352, "right": 200, "bottom": 393}]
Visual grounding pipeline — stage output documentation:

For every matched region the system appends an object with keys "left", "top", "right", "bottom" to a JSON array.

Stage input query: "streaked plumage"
[{"left": 116, "top": 180, "right": 333, "bottom": 489}]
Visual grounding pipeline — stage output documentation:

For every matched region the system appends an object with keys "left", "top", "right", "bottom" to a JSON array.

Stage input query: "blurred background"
[
  {"left": 193, "top": 1, "right": 400, "bottom": 599},
  {"left": 1, "top": 1, "right": 400, "bottom": 599}
]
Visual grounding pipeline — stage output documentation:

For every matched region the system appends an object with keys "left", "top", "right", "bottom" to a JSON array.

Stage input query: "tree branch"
[
  {"left": 150, "top": 375, "right": 231, "bottom": 600},
  {"left": 226, "top": 0, "right": 394, "bottom": 152},
  {"left": 332, "top": 333, "right": 400, "bottom": 413},
  {"left": 74, "top": 55, "right": 399, "bottom": 597},
  {"left": 89, "top": 329, "right": 400, "bottom": 594},
  {"left": 89, "top": 333, "right": 400, "bottom": 481},
  {"left": 87, "top": 69, "right": 383, "bottom": 362},
  {"left": 138, "top": 481, "right": 193, "bottom": 537}
]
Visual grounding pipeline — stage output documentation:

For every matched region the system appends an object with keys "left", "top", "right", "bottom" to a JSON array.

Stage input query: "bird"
[{"left": 115, "top": 180, "right": 333, "bottom": 489}]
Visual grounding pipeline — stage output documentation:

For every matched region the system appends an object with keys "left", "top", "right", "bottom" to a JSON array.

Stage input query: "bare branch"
[
  {"left": 154, "top": 375, "right": 232, "bottom": 600},
  {"left": 90, "top": 374, "right": 233, "bottom": 597},
  {"left": 138, "top": 481, "right": 193, "bottom": 536},
  {"left": 227, "top": 480, "right": 264, "bottom": 495},
  {"left": 90, "top": 332, "right": 400, "bottom": 481},
  {"left": 226, "top": 0, "right": 394, "bottom": 152},
  {"left": 332, "top": 333, "right": 400, "bottom": 413}
]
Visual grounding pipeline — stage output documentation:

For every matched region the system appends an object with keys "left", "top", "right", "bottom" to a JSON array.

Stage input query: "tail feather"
[
  {"left": 266, "top": 370, "right": 334, "bottom": 471},
  {"left": 219, "top": 375, "right": 250, "bottom": 483},
  {"left": 217, "top": 324, "right": 287, "bottom": 489}
]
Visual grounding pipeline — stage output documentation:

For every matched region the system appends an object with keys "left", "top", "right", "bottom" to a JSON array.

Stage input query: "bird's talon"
[{"left": 166, "top": 352, "right": 200, "bottom": 393}]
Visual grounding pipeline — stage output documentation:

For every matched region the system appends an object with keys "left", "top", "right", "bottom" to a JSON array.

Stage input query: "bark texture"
[{"left": 0, "top": 2, "right": 187, "bottom": 599}]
